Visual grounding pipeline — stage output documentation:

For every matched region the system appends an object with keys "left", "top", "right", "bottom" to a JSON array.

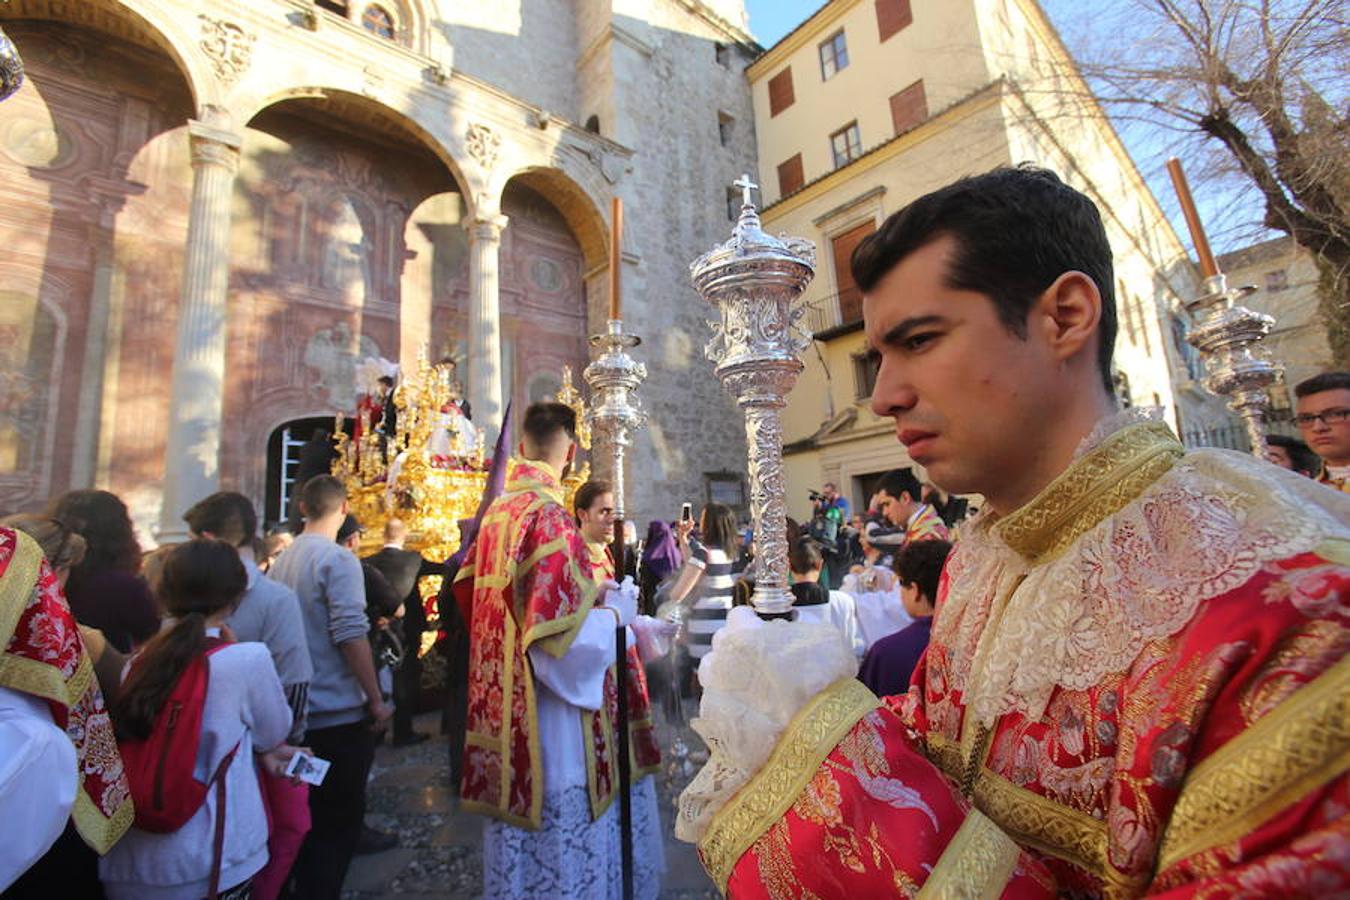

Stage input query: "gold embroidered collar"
[{"left": 994, "top": 422, "right": 1184, "bottom": 565}]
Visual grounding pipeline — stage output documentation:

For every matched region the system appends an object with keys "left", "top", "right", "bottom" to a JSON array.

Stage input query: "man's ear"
[
  {"left": 517, "top": 441, "right": 526, "bottom": 457},
  {"left": 1034, "top": 270, "right": 1102, "bottom": 366},
  {"left": 566, "top": 442, "right": 577, "bottom": 464}
]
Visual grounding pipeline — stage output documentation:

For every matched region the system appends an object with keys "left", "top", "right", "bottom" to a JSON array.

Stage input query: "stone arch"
[
  {"left": 500, "top": 166, "right": 610, "bottom": 273},
  {"left": 241, "top": 88, "right": 471, "bottom": 200},
  {"left": 0, "top": 0, "right": 213, "bottom": 109}
]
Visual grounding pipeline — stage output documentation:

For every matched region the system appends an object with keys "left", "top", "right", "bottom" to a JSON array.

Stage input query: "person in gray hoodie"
[{"left": 268, "top": 475, "right": 391, "bottom": 900}]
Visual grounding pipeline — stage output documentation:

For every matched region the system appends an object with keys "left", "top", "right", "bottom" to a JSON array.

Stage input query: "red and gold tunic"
[
  {"left": 690, "top": 422, "right": 1350, "bottom": 897},
  {"left": 457, "top": 459, "right": 606, "bottom": 828},
  {"left": 584, "top": 542, "right": 662, "bottom": 818},
  {"left": 0, "top": 526, "right": 132, "bottom": 854},
  {"left": 905, "top": 503, "right": 949, "bottom": 543}
]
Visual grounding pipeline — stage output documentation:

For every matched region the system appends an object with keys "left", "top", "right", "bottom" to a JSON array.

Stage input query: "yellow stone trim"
[
  {"left": 745, "top": 0, "right": 861, "bottom": 80},
  {"left": 699, "top": 678, "right": 880, "bottom": 892},
  {"left": 760, "top": 84, "right": 1003, "bottom": 224},
  {"left": 0, "top": 531, "right": 42, "bottom": 650},
  {"left": 1157, "top": 654, "right": 1350, "bottom": 872},
  {"left": 917, "top": 809, "right": 1021, "bottom": 900},
  {"left": 995, "top": 423, "right": 1183, "bottom": 564}
]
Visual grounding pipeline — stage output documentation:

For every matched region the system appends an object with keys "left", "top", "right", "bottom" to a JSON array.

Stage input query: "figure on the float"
[{"left": 426, "top": 357, "right": 480, "bottom": 467}]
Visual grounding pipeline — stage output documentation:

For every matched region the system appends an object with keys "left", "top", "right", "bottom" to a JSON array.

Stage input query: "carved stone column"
[
  {"left": 157, "top": 119, "right": 242, "bottom": 540},
  {"left": 69, "top": 210, "right": 119, "bottom": 488},
  {"left": 464, "top": 212, "right": 508, "bottom": 441}
]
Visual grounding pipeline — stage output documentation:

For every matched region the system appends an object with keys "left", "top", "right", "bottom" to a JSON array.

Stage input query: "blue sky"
[{"left": 741, "top": 0, "right": 1271, "bottom": 255}]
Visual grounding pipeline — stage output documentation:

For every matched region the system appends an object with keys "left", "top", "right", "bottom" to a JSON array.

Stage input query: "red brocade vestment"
[
  {"left": 458, "top": 460, "right": 657, "bottom": 828},
  {"left": 686, "top": 421, "right": 1349, "bottom": 897}
]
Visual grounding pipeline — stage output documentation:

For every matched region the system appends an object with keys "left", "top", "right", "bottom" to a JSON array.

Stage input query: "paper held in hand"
[{"left": 284, "top": 751, "right": 331, "bottom": 787}]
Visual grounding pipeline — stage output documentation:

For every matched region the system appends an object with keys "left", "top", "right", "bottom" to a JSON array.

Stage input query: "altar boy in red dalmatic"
[
  {"left": 457, "top": 403, "right": 651, "bottom": 899},
  {"left": 677, "top": 168, "right": 1349, "bottom": 898}
]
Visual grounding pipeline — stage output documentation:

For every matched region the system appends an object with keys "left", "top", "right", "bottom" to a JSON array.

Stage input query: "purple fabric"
[
  {"left": 640, "top": 520, "right": 682, "bottom": 582},
  {"left": 857, "top": 616, "right": 933, "bottom": 698},
  {"left": 438, "top": 402, "right": 514, "bottom": 596}
]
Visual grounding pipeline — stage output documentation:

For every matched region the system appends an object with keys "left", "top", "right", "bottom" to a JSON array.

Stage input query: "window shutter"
[
  {"left": 889, "top": 79, "right": 928, "bottom": 134},
  {"left": 832, "top": 221, "right": 876, "bottom": 324},
  {"left": 768, "top": 67, "right": 795, "bottom": 117},
  {"left": 876, "top": 0, "right": 913, "bottom": 42},
  {"left": 777, "top": 154, "right": 805, "bottom": 197}
]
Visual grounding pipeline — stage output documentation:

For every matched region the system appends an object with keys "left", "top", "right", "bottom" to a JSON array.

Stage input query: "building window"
[
  {"left": 584, "top": 114, "right": 601, "bottom": 134},
  {"left": 832, "top": 220, "right": 876, "bottom": 324},
  {"left": 777, "top": 153, "right": 804, "bottom": 197},
  {"left": 362, "top": 4, "right": 395, "bottom": 38},
  {"left": 768, "top": 67, "right": 795, "bottom": 117},
  {"left": 876, "top": 0, "right": 913, "bottom": 42},
  {"left": 818, "top": 30, "right": 849, "bottom": 80},
  {"left": 726, "top": 187, "right": 741, "bottom": 221},
  {"left": 316, "top": 0, "right": 350, "bottom": 15},
  {"left": 852, "top": 350, "right": 881, "bottom": 400},
  {"left": 715, "top": 42, "right": 731, "bottom": 67},
  {"left": 830, "top": 121, "right": 862, "bottom": 169},
  {"left": 718, "top": 112, "right": 734, "bottom": 147},
  {"left": 1265, "top": 269, "right": 1288, "bottom": 291},
  {"left": 889, "top": 79, "right": 927, "bottom": 135}
]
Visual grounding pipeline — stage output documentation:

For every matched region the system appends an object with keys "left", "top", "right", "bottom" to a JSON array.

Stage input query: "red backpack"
[{"left": 118, "top": 637, "right": 240, "bottom": 896}]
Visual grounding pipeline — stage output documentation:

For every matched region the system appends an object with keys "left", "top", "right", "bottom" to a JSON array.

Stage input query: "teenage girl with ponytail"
[{"left": 99, "top": 539, "right": 296, "bottom": 900}]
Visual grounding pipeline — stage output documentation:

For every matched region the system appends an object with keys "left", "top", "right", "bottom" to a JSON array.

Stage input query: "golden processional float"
[{"left": 328, "top": 353, "right": 593, "bottom": 663}]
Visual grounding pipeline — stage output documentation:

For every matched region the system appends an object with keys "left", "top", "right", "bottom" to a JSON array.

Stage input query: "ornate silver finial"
[
  {"left": 733, "top": 173, "right": 758, "bottom": 209},
  {"left": 1184, "top": 274, "right": 1282, "bottom": 456},
  {"left": 584, "top": 320, "right": 648, "bottom": 522},
  {"left": 689, "top": 190, "right": 816, "bottom": 617},
  {"left": 0, "top": 22, "right": 24, "bottom": 102}
]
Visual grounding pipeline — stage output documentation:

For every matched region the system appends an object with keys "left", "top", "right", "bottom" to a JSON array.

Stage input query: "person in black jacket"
[
  {"left": 362, "top": 518, "right": 442, "bottom": 746},
  {"left": 287, "top": 429, "right": 338, "bottom": 533}
]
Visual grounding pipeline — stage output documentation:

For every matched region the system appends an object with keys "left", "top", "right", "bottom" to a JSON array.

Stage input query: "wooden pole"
[
  {"left": 609, "top": 197, "right": 623, "bottom": 320},
  {"left": 1165, "top": 158, "right": 1220, "bottom": 278},
  {"left": 611, "top": 519, "right": 634, "bottom": 900}
]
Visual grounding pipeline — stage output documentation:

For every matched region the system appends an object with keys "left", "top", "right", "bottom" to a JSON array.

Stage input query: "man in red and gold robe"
[
  {"left": 458, "top": 403, "right": 655, "bottom": 898},
  {"left": 678, "top": 167, "right": 1349, "bottom": 897}
]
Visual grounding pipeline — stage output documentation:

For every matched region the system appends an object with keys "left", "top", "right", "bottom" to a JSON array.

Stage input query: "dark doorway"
[{"left": 264, "top": 416, "right": 347, "bottom": 528}]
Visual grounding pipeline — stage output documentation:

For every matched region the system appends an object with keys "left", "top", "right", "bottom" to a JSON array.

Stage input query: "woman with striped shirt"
[{"left": 669, "top": 503, "right": 740, "bottom": 663}]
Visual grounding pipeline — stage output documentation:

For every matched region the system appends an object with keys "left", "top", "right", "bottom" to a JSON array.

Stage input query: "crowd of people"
[{"left": 1, "top": 165, "right": 1348, "bottom": 899}]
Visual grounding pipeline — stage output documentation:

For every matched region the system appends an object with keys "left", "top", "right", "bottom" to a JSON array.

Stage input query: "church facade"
[{"left": 0, "top": 0, "right": 760, "bottom": 537}]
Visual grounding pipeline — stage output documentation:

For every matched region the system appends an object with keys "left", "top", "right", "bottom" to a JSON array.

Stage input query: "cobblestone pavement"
[{"left": 343, "top": 712, "right": 718, "bottom": 899}]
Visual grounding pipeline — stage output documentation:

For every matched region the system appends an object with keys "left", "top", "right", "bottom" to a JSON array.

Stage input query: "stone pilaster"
[
  {"left": 156, "top": 120, "right": 242, "bottom": 541},
  {"left": 464, "top": 212, "right": 508, "bottom": 442}
]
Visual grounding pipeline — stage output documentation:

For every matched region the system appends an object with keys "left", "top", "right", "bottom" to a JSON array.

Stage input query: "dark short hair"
[
  {"left": 336, "top": 514, "right": 364, "bottom": 543},
  {"left": 299, "top": 474, "right": 347, "bottom": 520},
  {"left": 893, "top": 538, "right": 952, "bottom": 605},
  {"left": 1266, "top": 434, "right": 1320, "bottom": 476},
  {"left": 183, "top": 492, "right": 257, "bottom": 548},
  {"left": 377, "top": 375, "right": 395, "bottom": 387},
  {"left": 573, "top": 480, "right": 613, "bottom": 520},
  {"left": 876, "top": 468, "right": 922, "bottom": 503},
  {"left": 522, "top": 402, "right": 577, "bottom": 448},
  {"left": 852, "top": 165, "right": 1118, "bottom": 394},
  {"left": 1294, "top": 371, "right": 1350, "bottom": 398},
  {"left": 789, "top": 537, "right": 824, "bottom": 575}
]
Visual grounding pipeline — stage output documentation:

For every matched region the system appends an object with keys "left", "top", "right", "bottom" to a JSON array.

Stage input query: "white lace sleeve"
[{"left": 675, "top": 607, "right": 858, "bottom": 843}]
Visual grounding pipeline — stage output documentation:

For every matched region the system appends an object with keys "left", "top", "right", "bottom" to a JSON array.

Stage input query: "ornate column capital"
[
  {"left": 464, "top": 212, "right": 509, "bottom": 244},
  {"left": 187, "top": 118, "right": 242, "bottom": 172}
]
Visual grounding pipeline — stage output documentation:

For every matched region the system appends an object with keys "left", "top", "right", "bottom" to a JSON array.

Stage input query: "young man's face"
[
  {"left": 866, "top": 235, "right": 1064, "bottom": 498},
  {"left": 874, "top": 489, "right": 911, "bottom": 527},
  {"left": 1296, "top": 387, "right": 1350, "bottom": 467},
  {"left": 577, "top": 492, "right": 616, "bottom": 544}
]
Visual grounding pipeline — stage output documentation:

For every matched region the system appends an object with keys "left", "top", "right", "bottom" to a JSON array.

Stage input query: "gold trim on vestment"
[
  {"left": 1156, "top": 654, "right": 1350, "bottom": 872},
  {"left": 1316, "top": 537, "right": 1350, "bottom": 567},
  {"left": 0, "top": 533, "right": 42, "bottom": 649},
  {"left": 917, "top": 809, "right": 1021, "bottom": 900},
  {"left": 698, "top": 677, "right": 881, "bottom": 893},
  {"left": 995, "top": 422, "right": 1184, "bottom": 564}
]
